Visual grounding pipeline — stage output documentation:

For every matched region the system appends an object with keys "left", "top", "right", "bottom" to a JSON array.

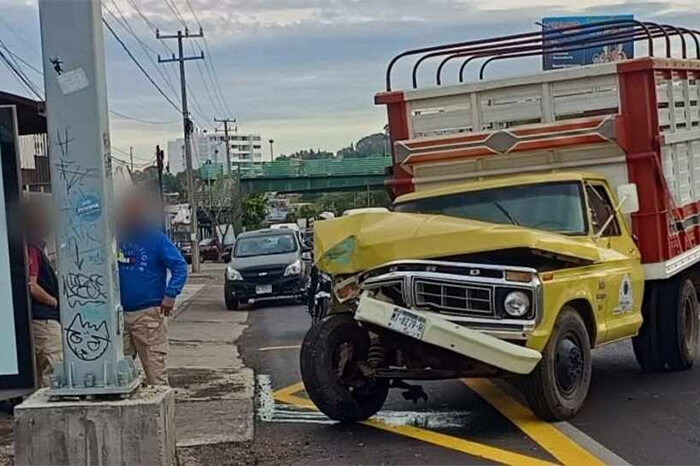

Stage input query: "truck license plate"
[
  {"left": 256, "top": 284, "right": 272, "bottom": 295},
  {"left": 389, "top": 308, "right": 426, "bottom": 339}
]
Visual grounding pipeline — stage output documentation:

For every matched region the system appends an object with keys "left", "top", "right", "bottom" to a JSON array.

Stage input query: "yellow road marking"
[
  {"left": 272, "top": 382, "right": 555, "bottom": 466},
  {"left": 258, "top": 345, "right": 302, "bottom": 352},
  {"left": 463, "top": 379, "right": 605, "bottom": 466},
  {"left": 272, "top": 381, "right": 306, "bottom": 399}
]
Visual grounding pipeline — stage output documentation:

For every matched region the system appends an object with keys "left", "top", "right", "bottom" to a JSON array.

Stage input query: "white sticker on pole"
[{"left": 57, "top": 68, "right": 89, "bottom": 95}]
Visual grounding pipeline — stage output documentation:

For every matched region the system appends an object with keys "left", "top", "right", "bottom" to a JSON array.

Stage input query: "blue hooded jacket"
[{"left": 118, "top": 227, "right": 188, "bottom": 312}]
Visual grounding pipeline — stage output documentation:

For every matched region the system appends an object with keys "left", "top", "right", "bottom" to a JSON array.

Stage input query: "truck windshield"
[
  {"left": 234, "top": 234, "right": 298, "bottom": 258},
  {"left": 394, "top": 182, "right": 586, "bottom": 234}
]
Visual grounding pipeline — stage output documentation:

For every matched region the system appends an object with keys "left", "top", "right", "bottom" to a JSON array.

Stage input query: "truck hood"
[{"left": 314, "top": 212, "right": 600, "bottom": 275}]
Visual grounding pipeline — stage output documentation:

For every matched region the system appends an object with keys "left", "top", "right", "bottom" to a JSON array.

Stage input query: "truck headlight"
[
  {"left": 284, "top": 260, "right": 302, "bottom": 276},
  {"left": 503, "top": 291, "right": 530, "bottom": 317},
  {"left": 227, "top": 266, "right": 242, "bottom": 281}
]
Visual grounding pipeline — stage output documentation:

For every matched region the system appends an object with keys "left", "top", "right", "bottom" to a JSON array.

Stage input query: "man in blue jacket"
[{"left": 117, "top": 191, "right": 187, "bottom": 385}]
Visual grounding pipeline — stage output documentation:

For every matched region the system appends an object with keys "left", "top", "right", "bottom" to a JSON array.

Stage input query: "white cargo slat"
[
  {"left": 405, "top": 63, "right": 621, "bottom": 139},
  {"left": 411, "top": 109, "right": 473, "bottom": 136},
  {"left": 656, "top": 83, "right": 699, "bottom": 104},
  {"left": 659, "top": 108, "right": 700, "bottom": 128}
]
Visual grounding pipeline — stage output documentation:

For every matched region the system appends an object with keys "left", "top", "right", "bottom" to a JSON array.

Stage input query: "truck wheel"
[
  {"left": 300, "top": 313, "right": 388, "bottom": 422},
  {"left": 658, "top": 278, "right": 699, "bottom": 371},
  {"left": 524, "top": 306, "right": 592, "bottom": 421},
  {"left": 633, "top": 283, "right": 665, "bottom": 371}
]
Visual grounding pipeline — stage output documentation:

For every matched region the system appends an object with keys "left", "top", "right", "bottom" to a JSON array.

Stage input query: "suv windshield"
[
  {"left": 234, "top": 234, "right": 298, "bottom": 258},
  {"left": 394, "top": 181, "right": 586, "bottom": 234}
]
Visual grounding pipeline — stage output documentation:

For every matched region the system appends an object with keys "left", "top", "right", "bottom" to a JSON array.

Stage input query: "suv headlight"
[
  {"left": 284, "top": 260, "right": 302, "bottom": 276},
  {"left": 503, "top": 291, "right": 530, "bottom": 317},
  {"left": 226, "top": 266, "right": 242, "bottom": 281}
]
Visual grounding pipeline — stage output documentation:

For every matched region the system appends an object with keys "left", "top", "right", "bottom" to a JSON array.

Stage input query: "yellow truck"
[{"left": 300, "top": 21, "right": 700, "bottom": 421}]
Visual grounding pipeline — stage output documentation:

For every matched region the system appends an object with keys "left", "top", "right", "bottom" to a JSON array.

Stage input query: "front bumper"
[
  {"left": 355, "top": 293, "right": 542, "bottom": 375},
  {"left": 225, "top": 275, "right": 305, "bottom": 301}
]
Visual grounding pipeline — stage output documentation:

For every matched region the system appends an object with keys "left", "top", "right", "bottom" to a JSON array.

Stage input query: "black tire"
[
  {"left": 633, "top": 282, "right": 665, "bottom": 371},
  {"left": 658, "top": 278, "right": 699, "bottom": 371},
  {"left": 300, "top": 313, "right": 389, "bottom": 422},
  {"left": 224, "top": 287, "right": 239, "bottom": 311},
  {"left": 524, "top": 306, "right": 592, "bottom": 421}
]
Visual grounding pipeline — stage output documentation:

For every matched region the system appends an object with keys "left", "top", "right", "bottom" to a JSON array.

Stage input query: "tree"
[{"left": 243, "top": 194, "right": 268, "bottom": 231}]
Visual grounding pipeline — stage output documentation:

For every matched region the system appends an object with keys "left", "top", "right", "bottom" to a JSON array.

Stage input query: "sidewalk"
[{"left": 169, "top": 264, "right": 255, "bottom": 465}]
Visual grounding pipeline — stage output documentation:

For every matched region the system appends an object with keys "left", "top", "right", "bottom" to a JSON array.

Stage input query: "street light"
[{"left": 269, "top": 139, "right": 275, "bottom": 161}]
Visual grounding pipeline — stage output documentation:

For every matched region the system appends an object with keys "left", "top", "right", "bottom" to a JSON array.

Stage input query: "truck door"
[{"left": 585, "top": 181, "right": 644, "bottom": 342}]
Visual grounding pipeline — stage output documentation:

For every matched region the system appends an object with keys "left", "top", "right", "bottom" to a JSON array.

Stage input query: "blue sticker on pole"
[
  {"left": 75, "top": 195, "right": 102, "bottom": 223},
  {"left": 542, "top": 15, "right": 635, "bottom": 70}
]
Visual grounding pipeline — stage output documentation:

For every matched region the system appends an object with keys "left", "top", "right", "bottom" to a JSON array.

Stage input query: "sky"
[{"left": 0, "top": 0, "right": 699, "bottom": 167}]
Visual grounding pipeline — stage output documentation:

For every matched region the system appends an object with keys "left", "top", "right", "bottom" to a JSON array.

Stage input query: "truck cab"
[{"left": 301, "top": 20, "right": 700, "bottom": 422}]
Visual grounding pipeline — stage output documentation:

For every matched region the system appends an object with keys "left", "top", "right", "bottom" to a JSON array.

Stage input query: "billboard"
[{"left": 542, "top": 15, "right": 635, "bottom": 70}]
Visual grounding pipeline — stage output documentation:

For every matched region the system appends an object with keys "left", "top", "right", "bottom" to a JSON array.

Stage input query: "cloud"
[{"left": 1, "top": 0, "right": 699, "bottom": 161}]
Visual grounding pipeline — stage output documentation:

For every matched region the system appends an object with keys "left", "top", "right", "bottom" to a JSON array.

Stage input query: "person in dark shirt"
[{"left": 23, "top": 201, "right": 61, "bottom": 387}]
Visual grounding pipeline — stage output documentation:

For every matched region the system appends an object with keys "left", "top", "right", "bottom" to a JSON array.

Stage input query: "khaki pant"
[
  {"left": 32, "top": 319, "right": 63, "bottom": 388},
  {"left": 123, "top": 307, "right": 169, "bottom": 385}
]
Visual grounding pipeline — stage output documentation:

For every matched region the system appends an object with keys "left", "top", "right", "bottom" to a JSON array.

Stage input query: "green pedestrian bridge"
[{"left": 199, "top": 156, "right": 392, "bottom": 194}]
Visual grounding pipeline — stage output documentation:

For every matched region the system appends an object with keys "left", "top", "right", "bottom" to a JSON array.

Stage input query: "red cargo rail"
[{"left": 376, "top": 22, "right": 700, "bottom": 277}]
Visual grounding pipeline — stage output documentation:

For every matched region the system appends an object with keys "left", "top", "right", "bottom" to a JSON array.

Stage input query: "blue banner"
[{"left": 542, "top": 15, "right": 635, "bottom": 70}]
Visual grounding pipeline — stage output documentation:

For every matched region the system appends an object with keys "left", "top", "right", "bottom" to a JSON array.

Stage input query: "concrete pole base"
[{"left": 14, "top": 386, "right": 176, "bottom": 466}]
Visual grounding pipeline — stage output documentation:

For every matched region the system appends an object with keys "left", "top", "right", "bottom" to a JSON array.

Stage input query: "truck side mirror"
[{"left": 617, "top": 184, "right": 640, "bottom": 214}]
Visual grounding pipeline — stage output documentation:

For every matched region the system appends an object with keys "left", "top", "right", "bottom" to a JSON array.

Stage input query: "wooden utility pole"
[{"left": 157, "top": 28, "right": 205, "bottom": 272}]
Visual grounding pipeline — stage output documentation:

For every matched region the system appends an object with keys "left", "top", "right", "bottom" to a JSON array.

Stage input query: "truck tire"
[
  {"left": 658, "top": 277, "right": 698, "bottom": 371},
  {"left": 300, "top": 313, "right": 388, "bottom": 422},
  {"left": 524, "top": 306, "right": 592, "bottom": 421},
  {"left": 632, "top": 282, "right": 665, "bottom": 371}
]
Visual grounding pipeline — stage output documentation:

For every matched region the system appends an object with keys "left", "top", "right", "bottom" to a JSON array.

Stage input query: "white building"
[{"left": 167, "top": 130, "right": 263, "bottom": 174}]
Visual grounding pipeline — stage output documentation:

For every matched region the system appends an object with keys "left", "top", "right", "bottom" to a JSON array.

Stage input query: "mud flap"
[{"left": 354, "top": 294, "right": 542, "bottom": 375}]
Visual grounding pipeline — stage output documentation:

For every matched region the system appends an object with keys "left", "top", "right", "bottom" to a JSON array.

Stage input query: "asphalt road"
[{"left": 239, "top": 300, "right": 700, "bottom": 465}]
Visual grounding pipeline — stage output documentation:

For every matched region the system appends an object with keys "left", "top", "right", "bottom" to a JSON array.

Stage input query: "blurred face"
[
  {"left": 116, "top": 190, "right": 158, "bottom": 230},
  {"left": 23, "top": 202, "right": 52, "bottom": 242}
]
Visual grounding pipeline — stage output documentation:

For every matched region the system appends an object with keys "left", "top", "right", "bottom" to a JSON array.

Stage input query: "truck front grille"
[{"left": 414, "top": 280, "right": 492, "bottom": 315}]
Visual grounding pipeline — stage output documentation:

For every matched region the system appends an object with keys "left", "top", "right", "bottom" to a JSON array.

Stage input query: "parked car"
[
  {"left": 180, "top": 238, "right": 222, "bottom": 263},
  {"left": 198, "top": 238, "right": 221, "bottom": 262},
  {"left": 224, "top": 229, "right": 311, "bottom": 310}
]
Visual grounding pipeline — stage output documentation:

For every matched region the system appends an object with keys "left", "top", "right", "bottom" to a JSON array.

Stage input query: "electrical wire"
[
  {"left": 110, "top": 109, "right": 180, "bottom": 125},
  {"left": 0, "top": 45, "right": 43, "bottom": 99},
  {"left": 104, "top": 1, "right": 179, "bottom": 97},
  {"left": 183, "top": 0, "right": 234, "bottom": 116},
  {"left": 102, "top": 17, "right": 182, "bottom": 114}
]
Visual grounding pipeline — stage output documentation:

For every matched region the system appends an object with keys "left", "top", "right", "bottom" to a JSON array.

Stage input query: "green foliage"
[
  {"left": 242, "top": 194, "right": 268, "bottom": 231},
  {"left": 299, "top": 189, "right": 391, "bottom": 217},
  {"left": 277, "top": 148, "right": 334, "bottom": 160},
  {"left": 336, "top": 133, "right": 389, "bottom": 159}
]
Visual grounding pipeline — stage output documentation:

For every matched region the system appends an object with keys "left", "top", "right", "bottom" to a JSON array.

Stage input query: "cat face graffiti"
[{"left": 66, "top": 313, "right": 111, "bottom": 361}]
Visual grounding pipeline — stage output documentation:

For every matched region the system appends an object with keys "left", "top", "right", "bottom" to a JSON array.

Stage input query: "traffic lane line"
[
  {"left": 272, "top": 382, "right": 556, "bottom": 466},
  {"left": 258, "top": 345, "right": 302, "bottom": 352},
  {"left": 463, "top": 378, "right": 627, "bottom": 466}
]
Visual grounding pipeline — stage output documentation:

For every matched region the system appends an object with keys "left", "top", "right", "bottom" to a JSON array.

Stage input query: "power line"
[
  {"left": 183, "top": 0, "right": 234, "bottom": 116},
  {"left": 163, "top": 0, "right": 188, "bottom": 29},
  {"left": 110, "top": 109, "right": 180, "bottom": 125},
  {"left": 103, "top": 1, "right": 179, "bottom": 97},
  {"left": 102, "top": 17, "right": 181, "bottom": 114},
  {"left": 0, "top": 45, "right": 43, "bottom": 99},
  {"left": 190, "top": 41, "right": 226, "bottom": 117}
]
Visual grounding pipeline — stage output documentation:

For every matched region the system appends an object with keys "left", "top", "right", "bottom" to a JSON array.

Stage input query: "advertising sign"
[{"left": 542, "top": 15, "right": 635, "bottom": 70}]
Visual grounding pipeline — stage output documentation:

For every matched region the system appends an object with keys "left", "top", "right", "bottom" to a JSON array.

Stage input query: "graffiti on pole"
[
  {"left": 65, "top": 313, "right": 111, "bottom": 361},
  {"left": 62, "top": 272, "right": 107, "bottom": 308}
]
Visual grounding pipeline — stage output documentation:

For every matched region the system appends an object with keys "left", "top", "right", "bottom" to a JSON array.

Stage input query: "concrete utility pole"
[
  {"left": 214, "top": 118, "right": 235, "bottom": 175},
  {"left": 158, "top": 28, "right": 204, "bottom": 272},
  {"left": 129, "top": 145, "right": 133, "bottom": 173},
  {"left": 36, "top": 0, "right": 139, "bottom": 395},
  {"left": 269, "top": 138, "right": 275, "bottom": 161}
]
